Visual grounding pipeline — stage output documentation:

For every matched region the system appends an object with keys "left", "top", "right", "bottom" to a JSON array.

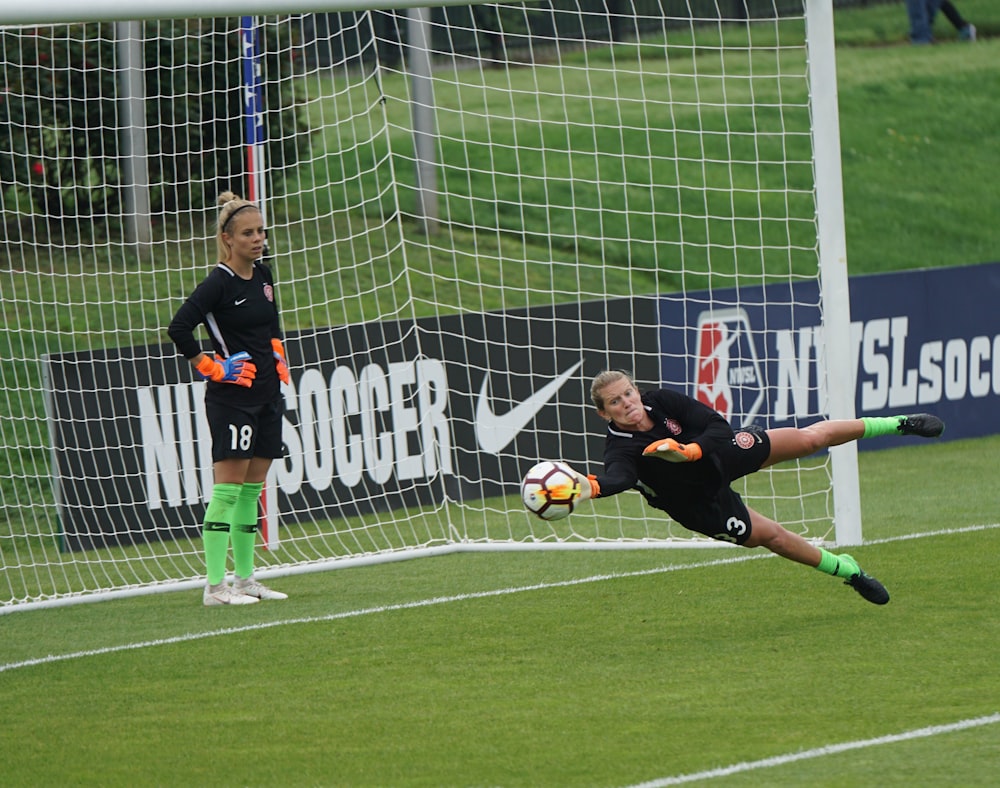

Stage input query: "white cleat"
[
  {"left": 203, "top": 583, "right": 260, "bottom": 606},
  {"left": 234, "top": 576, "right": 288, "bottom": 601}
]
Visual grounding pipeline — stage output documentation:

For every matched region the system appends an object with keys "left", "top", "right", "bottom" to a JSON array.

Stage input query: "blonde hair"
[
  {"left": 215, "top": 191, "right": 260, "bottom": 261},
  {"left": 590, "top": 370, "right": 634, "bottom": 410}
]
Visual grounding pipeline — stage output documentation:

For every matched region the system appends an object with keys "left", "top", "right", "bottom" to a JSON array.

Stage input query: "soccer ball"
[{"left": 521, "top": 460, "right": 580, "bottom": 521}]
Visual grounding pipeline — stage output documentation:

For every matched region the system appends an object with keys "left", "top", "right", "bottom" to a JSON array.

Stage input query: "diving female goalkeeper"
[{"left": 566, "top": 370, "right": 944, "bottom": 605}]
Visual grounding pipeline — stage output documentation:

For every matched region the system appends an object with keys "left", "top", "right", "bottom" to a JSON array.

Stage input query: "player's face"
[
  {"left": 223, "top": 210, "right": 266, "bottom": 264},
  {"left": 596, "top": 378, "right": 649, "bottom": 430}
]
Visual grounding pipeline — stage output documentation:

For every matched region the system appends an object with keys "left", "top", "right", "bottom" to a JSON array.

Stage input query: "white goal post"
[{"left": 0, "top": 0, "right": 858, "bottom": 611}]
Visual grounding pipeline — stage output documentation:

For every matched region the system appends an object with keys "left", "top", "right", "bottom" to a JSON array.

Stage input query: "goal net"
[{"left": 0, "top": 0, "right": 857, "bottom": 610}]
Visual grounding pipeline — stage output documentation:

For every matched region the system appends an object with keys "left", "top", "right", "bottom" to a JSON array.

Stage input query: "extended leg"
[
  {"left": 763, "top": 414, "right": 944, "bottom": 468},
  {"left": 744, "top": 506, "right": 890, "bottom": 605},
  {"left": 743, "top": 506, "right": 823, "bottom": 565},
  {"left": 762, "top": 420, "right": 863, "bottom": 467}
]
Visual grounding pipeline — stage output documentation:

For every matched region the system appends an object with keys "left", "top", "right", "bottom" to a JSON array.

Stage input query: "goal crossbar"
[{"left": 0, "top": 0, "right": 477, "bottom": 26}]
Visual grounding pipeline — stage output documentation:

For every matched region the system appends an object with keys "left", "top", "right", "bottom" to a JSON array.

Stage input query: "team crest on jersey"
[
  {"left": 263, "top": 283, "right": 274, "bottom": 302},
  {"left": 734, "top": 431, "right": 757, "bottom": 449},
  {"left": 693, "top": 308, "right": 765, "bottom": 424},
  {"left": 664, "top": 418, "right": 682, "bottom": 435}
]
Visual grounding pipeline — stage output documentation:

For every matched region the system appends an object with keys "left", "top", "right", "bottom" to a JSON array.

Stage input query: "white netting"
[{"left": 0, "top": 1, "right": 845, "bottom": 609}]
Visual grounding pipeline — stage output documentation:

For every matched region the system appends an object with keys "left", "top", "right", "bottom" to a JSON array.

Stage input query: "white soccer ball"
[{"left": 521, "top": 460, "right": 580, "bottom": 521}]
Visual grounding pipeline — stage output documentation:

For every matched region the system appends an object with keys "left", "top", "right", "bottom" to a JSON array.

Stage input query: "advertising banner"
[
  {"left": 659, "top": 262, "right": 1000, "bottom": 447},
  {"left": 44, "top": 262, "right": 999, "bottom": 551},
  {"left": 45, "top": 298, "right": 659, "bottom": 551}
]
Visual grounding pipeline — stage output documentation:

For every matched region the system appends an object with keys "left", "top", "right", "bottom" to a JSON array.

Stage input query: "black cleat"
[
  {"left": 897, "top": 414, "right": 944, "bottom": 438},
  {"left": 846, "top": 571, "right": 890, "bottom": 605}
]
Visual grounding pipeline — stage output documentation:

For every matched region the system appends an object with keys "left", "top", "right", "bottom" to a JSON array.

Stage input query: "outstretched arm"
[{"left": 569, "top": 455, "right": 638, "bottom": 501}]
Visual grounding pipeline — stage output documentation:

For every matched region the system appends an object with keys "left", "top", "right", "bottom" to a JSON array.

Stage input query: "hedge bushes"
[{"left": 0, "top": 19, "right": 309, "bottom": 237}]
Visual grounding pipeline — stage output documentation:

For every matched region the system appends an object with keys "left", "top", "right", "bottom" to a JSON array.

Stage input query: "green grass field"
[{"left": 1, "top": 437, "right": 998, "bottom": 786}]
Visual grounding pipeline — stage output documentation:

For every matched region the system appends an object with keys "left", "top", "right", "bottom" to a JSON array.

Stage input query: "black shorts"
[
  {"left": 717, "top": 425, "right": 771, "bottom": 483},
  {"left": 205, "top": 398, "right": 285, "bottom": 463},
  {"left": 660, "top": 426, "right": 771, "bottom": 545},
  {"left": 663, "top": 486, "right": 755, "bottom": 544}
]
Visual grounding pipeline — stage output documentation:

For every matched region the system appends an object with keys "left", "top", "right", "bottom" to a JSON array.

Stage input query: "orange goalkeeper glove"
[
  {"left": 271, "top": 338, "right": 291, "bottom": 385},
  {"left": 569, "top": 469, "right": 601, "bottom": 501},
  {"left": 642, "top": 438, "right": 702, "bottom": 463},
  {"left": 194, "top": 351, "right": 256, "bottom": 388}
]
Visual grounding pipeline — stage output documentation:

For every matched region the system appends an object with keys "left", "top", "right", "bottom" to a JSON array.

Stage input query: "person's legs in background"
[
  {"left": 906, "top": 0, "right": 943, "bottom": 44},
  {"left": 940, "top": 1, "right": 976, "bottom": 41}
]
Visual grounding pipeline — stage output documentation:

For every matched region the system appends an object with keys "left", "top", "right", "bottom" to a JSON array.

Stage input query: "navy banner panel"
[{"left": 658, "top": 262, "right": 1000, "bottom": 447}]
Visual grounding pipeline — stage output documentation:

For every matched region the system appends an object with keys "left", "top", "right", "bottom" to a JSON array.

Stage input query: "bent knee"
[{"left": 744, "top": 516, "right": 786, "bottom": 550}]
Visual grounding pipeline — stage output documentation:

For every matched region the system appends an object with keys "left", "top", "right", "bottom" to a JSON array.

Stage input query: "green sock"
[
  {"left": 816, "top": 548, "right": 859, "bottom": 579},
  {"left": 860, "top": 416, "right": 902, "bottom": 438},
  {"left": 230, "top": 482, "right": 264, "bottom": 579},
  {"left": 202, "top": 483, "right": 242, "bottom": 585}
]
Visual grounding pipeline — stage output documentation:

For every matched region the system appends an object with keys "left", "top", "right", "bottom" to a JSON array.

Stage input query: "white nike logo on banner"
[{"left": 474, "top": 361, "right": 583, "bottom": 453}]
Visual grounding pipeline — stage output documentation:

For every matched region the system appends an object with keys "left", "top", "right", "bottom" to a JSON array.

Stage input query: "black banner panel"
[{"left": 46, "top": 297, "right": 659, "bottom": 551}]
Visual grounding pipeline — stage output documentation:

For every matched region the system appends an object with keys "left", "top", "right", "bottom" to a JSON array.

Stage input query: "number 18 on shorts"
[{"left": 205, "top": 399, "right": 285, "bottom": 463}]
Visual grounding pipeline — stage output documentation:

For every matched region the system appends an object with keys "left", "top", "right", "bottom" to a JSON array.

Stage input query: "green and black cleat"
[
  {"left": 897, "top": 414, "right": 945, "bottom": 438},
  {"left": 845, "top": 570, "right": 890, "bottom": 605}
]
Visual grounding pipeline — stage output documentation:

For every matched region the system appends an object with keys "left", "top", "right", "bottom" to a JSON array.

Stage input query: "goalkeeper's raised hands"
[
  {"left": 642, "top": 438, "right": 702, "bottom": 463},
  {"left": 194, "top": 351, "right": 256, "bottom": 388}
]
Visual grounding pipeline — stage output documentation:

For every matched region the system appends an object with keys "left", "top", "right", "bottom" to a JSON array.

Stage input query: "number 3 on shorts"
[
  {"left": 726, "top": 516, "right": 747, "bottom": 538},
  {"left": 229, "top": 423, "right": 254, "bottom": 451}
]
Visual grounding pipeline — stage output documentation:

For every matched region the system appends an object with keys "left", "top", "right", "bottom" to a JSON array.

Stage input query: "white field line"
[
  {"left": 622, "top": 713, "right": 1000, "bottom": 787},
  {"left": 0, "top": 553, "right": 766, "bottom": 674},
  {"left": 1, "top": 522, "right": 995, "bottom": 676}
]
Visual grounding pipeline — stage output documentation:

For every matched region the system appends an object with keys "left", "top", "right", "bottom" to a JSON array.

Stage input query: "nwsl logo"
[{"left": 693, "top": 308, "right": 765, "bottom": 425}]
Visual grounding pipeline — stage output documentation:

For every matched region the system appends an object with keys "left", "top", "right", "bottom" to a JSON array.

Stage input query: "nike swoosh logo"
[
  {"left": 235, "top": 298, "right": 248, "bottom": 305},
  {"left": 475, "top": 361, "right": 583, "bottom": 453}
]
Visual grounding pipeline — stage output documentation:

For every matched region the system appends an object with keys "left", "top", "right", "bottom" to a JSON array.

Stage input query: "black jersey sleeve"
[
  {"left": 167, "top": 272, "right": 226, "bottom": 359},
  {"left": 595, "top": 448, "right": 641, "bottom": 497}
]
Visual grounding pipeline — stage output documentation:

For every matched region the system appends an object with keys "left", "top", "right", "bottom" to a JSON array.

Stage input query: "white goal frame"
[{"left": 0, "top": 0, "right": 859, "bottom": 612}]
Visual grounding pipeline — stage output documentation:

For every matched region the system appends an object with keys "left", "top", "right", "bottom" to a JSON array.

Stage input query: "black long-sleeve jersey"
[
  {"left": 167, "top": 261, "right": 283, "bottom": 406},
  {"left": 594, "top": 388, "right": 737, "bottom": 510}
]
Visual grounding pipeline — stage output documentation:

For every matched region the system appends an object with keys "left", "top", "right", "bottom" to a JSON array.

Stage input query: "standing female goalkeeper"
[
  {"left": 168, "top": 191, "right": 291, "bottom": 606},
  {"left": 569, "top": 370, "right": 945, "bottom": 605}
]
